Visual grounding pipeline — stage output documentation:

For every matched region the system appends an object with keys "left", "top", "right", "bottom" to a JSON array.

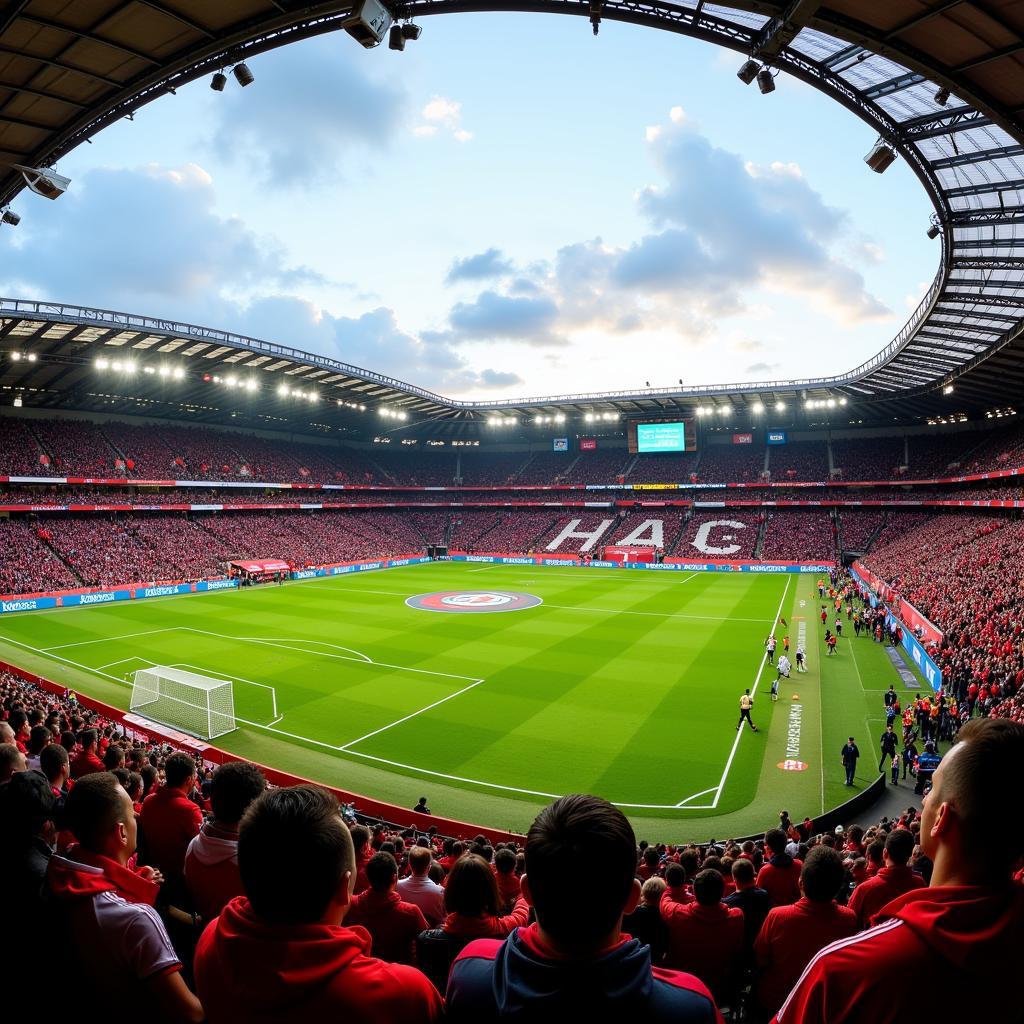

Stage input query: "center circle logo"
[{"left": 406, "top": 590, "right": 543, "bottom": 614}]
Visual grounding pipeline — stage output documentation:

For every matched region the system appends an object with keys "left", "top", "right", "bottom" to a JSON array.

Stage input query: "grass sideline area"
[{"left": 0, "top": 562, "right": 924, "bottom": 837}]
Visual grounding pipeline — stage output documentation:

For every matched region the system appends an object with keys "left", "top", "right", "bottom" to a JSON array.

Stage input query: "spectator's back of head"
[
  {"left": 693, "top": 868, "right": 724, "bottom": 907},
  {"left": 524, "top": 794, "right": 637, "bottom": 951},
  {"left": 78, "top": 728, "right": 97, "bottom": 751},
  {"left": 239, "top": 786, "right": 352, "bottom": 926},
  {"left": 39, "top": 742, "right": 68, "bottom": 785},
  {"left": 63, "top": 772, "right": 133, "bottom": 853},
  {"left": 163, "top": 751, "right": 195, "bottom": 789},
  {"left": 445, "top": 853, "right": 500, "bottom": 917},
  {"left": 0, "top": 743, "right": 26, "bottom": 783},
  {"left": 28, "top": 725, "right": 50, "bottom": 756},
  {"left": 0, "top": 769, "right": 55, "bottom": 840},
  {"left": 350, "top": 823, "right": 370, "bottom": 856},
  {"left": 210, "top": 761, "right": 266, "bottom": 825},
  {"left": 408, "top": 845, "right": 432, "bottom": 876},
  {"left": 765, "top": 828, "right": 787, "bottom": 856},
  {"left": 494, "top": 847, "right": 516, "bottom": 875},
  {"left": 884, "top": 828, "right": 915, "bottom": 866},
  {"left": 641, "top": 876, "right": 666, "bottom": 905},
  {"left": 924, "top": 718, "right": 1024, "bottom": 879},
  {"left": 801, "top": 846, "right": 845, "bottom": 903},
  {"left": 866, "top": 839, "right": 885, "bottom": 867},
  {"left": 732, "top": 857, "right": 755, "bottom": 887},
  {"left": 366, "top": 851, "right": 398, "bottom": 893}
]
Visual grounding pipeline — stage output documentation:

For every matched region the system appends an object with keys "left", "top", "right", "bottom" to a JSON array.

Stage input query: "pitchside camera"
[{"left": 345, "top": 0, "right": 393, "bottom": 48}]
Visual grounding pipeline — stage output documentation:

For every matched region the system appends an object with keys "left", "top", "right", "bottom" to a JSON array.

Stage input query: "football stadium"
[{"left": 1, "top": 2, "right": 1023, "bottom": 1020}]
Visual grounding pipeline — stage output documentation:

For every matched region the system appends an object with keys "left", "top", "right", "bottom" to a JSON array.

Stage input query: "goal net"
[{"left": 129, "top": 666, "right": 236, "bottom": 740}]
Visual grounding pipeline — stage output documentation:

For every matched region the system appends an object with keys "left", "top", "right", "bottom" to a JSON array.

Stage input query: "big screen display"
[{"left": 636, "top": 421, "right": 687, "bottom": 453}]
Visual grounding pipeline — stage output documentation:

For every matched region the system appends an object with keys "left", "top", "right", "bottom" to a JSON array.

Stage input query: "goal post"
[{"left": 129, "top": 666, "right": 236, "bottom": 740}]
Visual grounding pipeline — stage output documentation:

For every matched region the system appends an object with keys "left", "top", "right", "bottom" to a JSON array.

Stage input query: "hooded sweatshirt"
[
  {"left": 757, "top": 854, "right": 803, "bottom": 907},
  {"left": 193, "top": 895, "right": 442, "bottom": 1024},
  {"left": 184, "top": 819, "right": 243, "bottom": 921},
  {"left": 446, "top": 922, "right": 724, "bottom": 1023},
  {"left": 48, "top": 850, "right": 181, "bottom": 1001},
  {"left": 773, "top": 884, "right": 1024, "bottom": 1023}
]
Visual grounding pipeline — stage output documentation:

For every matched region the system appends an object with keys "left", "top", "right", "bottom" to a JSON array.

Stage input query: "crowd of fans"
[
  {"left": 830, "top": 438, "right": 906, "bottom": 482},
  {"left": 675, "top": 511, "right": 762, "bottom": 560},
  {"left": 837, "top": 511, "right": 885, "bottom": 553},
  {"left": 697, "top": 445, "right": 767, "bottom": 483},
  {"left": 0, "top": 518, "right": 81, "bottom": 595},
  {"left": 760, "top": 512, "right": 837, "bottom": 562},
  {"left": 627, "top": 452, "right": 699, "bottom": 483},
  {"left": 2, "top": 660, "right": 1020, "bottom": 1022},
  {"left": 767, "top": 441, "right": 830, "bottom": 482}
]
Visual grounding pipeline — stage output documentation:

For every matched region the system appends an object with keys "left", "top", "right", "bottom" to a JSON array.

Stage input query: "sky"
[{"left": 0, "top": 12, "right": 937, "bottom": 401}]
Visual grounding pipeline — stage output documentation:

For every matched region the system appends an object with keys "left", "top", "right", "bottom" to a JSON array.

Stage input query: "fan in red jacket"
[
  {"left": 660, "top": 868, "right": 745, "bottom": 1005},
  {"left": 69, "top": 728, "right": 104, "bottom": 779},
  {"left": 757, "top": 829, "right": 803, "bottom": 907},
  {"left": 139, "top": 752, "right": 202, "bottom": 881},
  {"left": 774, "top": 719, "right": 1024, "bottom": 1024},
  {"left": 753, "top": 846, "right": 858, "bottom": 1018},
  {"left": 847, "top": 828, "right": 925, "bottom": 929},
  {"left": 345, "top": 851, "right": 428, "bottom": 964},
  {"left": 194, "top": 785, "right": 441, "bottom": 1024}
]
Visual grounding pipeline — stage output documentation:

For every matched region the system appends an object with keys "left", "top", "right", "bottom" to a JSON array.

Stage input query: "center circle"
[{"left": 406, "top": 590, "right": 544, "bottom": 614}]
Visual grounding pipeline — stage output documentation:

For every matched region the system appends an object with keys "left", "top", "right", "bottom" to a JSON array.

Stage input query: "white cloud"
[{"left": 415, "top": 94, "right": 473, "bottom": 142}]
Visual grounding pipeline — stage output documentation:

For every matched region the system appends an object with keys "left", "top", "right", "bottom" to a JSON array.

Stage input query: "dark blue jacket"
[{"left": 446, "top": 922, "right": 722, "bottom": 1022}]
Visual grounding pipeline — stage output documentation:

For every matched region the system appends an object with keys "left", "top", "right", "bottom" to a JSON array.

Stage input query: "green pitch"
[{"left": 0, "top": 562, "right": 921, "bottom": 837}]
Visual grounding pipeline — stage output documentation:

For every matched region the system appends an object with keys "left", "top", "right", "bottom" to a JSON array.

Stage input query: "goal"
[{"left": 129, "top": 666, "right": 236, "bottom": 740}]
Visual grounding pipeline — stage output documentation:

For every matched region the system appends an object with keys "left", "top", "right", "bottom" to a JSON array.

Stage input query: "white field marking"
[
  {"left": 97, "top": 656, "right": 158, "bottom": 674},
  {"left": 543, "top": 602, "right": 773, "bottom": 624},
  {"left": 44, "top": 627, "right": 180, "bottom": 652},
  {"left": 236, "top": 637, "right": 372, "bottom": 664},
  {"left": 675, "top": 786, "right": 719, "bottom": 808},
  {"left": 168, "top": 662, "right": 278, "bottom": 694},
  {"left": 707, "top": 574, "right": 792, "bottom": 810},
  {"left": 300, "top": 585, "right": 412, "bottom": 598},
  {"left": 178, "top": 628, "right": 482, "bottom": 685},
  {"left": 0, "top": 630, "right": 716, "bottom": 810},
  {"left": 509, "top": 571, "right": 694, "bottom": 583},
  {"left": 467, "top": 566, "right": 499, "bottom": 573},
  {"left": 338, "top": 677, "right": 487, "bottom": 751}
]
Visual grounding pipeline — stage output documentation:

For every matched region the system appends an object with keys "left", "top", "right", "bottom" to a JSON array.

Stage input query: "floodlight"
[
  {"left": 232, "top": 63, "right": 255, "bottom": 87},
  {"left": 246, "top": 379, "right": 257, "bottom": 392},
  {"left": 751, "top": 402, "right": 764, "bottom": 414},
  {"left": 172, "top": 367, "right": 184, "bottom": 380},
  {"left": 210, "top": 72, "right": 227, "bottom": 92},
  {"left": 401, "top": 23, "right": 422, "bottom": 40},
  {"left": 13, "top": 396, "right": 22, "bottom": 408},
  {"left": 388, "top": 24, "right": 405, "bottom": 50},
  {"left": 864, "top": 139, "right": 896, "bottom": 174},
  {"left": 96, "top": 358, "right": 109, "bottom": 370},
  {"left": 756, "top": 68, "right": 776, "bottom": 95},
  {"left": 10, "top": 351, "right": 20, "bottom": 361},
  {"left": 12, "top": 164, "right": 71, "bottom": 200},
  {"left": 775, "top": 400, "right": 786, "bottom": 411},
  {"left": 943, "top": 384, "right": 954, "bottom": 395},
  {"left": 1, "top": 208, "right": 19, "bottom": 226},
  {"left": 737, "top": 59, "right": 759, "bottom": 85},
  {"left": 934, "top": 86, "right": 950, "bottom": 106},
  {"left": 927, "top": 215, "right": 941, "bottom": 240}
]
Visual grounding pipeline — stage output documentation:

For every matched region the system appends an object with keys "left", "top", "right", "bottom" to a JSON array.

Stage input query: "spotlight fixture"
[
  {"left": 864, "top": 138, "right": 897, "bottom": 174},
  {"left": 756, "top": 68, "right": 776, "bottom": 95},
  {"left": 401, "top": 22, "right": 422, "bottom": 40},
  {"left": 775, "top": 400, "right": 786, "bottom": 411},
  {"left": 1, "top": 208, "right": 19, "bottom": 226},
  {"left": 210, "top": 72, "right": 227, "bottom": 92},
  {"left": 13, "top": 396, "right": 22, "bottom": 408},
  {"left": 751, "top": 402, "right": 764, "bottom": 414},
  {"left": 934, "top": 86, "right": 950, "bottom": 106},
  {"left": 388, "top": 24, "right": 405, "bottom": 50},
  {"left": 232, "top": 63, "right": 255, "bottom": 87},
  {"left": 927, "top": 214, "right": 941, "bottom": 240},
  {"left": 12, "top": 164, "right": 71, "bottom": 200},
  {"left": 737, "top": 59, "right": 760, "bottom": 85},
  {"left": 943, "top": 384, "right": 954, "bottom": 395}
]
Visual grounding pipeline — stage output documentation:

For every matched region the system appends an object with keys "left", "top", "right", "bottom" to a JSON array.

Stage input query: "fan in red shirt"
[
  {"left": 757, "top": 829, "right": 803, "bottom": 907},
  {"left": 753, "top": 846, "right": 858, "bottom": 1018},
  {"left": 660, "top": 868, "right": 745, "bottom": 1005},
  {"left": 139, "top": 751, "right": 202, "bottom": 884},
  {"left": 69, "top": 728, "right": 105, "bottom": 779},
  {"left": 345, "top": 851, "right": 428, "bottom": 964},
  {"left": 194, "top": 785, "right": 441, "bottom": 1024},
  {"left": 847, "top": 828, "right": 925, "bottom": 929},
  {"left": 774, "top": 719, "right": 1024, "bottom": 1024}
]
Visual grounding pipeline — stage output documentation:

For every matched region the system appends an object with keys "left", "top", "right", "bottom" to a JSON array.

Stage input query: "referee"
[{"left": 737, "top": 689, "right": 759, "bottom": 732}]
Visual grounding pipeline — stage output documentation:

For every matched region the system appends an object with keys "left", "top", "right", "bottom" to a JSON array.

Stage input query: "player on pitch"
[
  {"left": 772, "top": 653, "right": 792, "bottom": 701},
  {"left": 737, "top": 689, "right": 759, "bottom": 732}
]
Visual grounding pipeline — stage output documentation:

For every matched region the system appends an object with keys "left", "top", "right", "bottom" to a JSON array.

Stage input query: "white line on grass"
[
  {"left": 706, "top": 574, "right": 792, "bottom": 810},
  {"left": 543, "top": 602, "right": 773, "bottom": 624},
  {"left": 338, "top": 677, "right": 486, "bottom": 751},
  {"left": 44, "top": 627, "right": 180, "bottom": 652},
  {"left": 300, "top": 585, "right": 412, "bottom": 598},
  {"left": 97, "top": 657, "right": 158, "bottom": 674},
  {"left": 236, "top": 637, "right": 372, "bottom": 663},
  {"left": 675, "top": 786, "right": 719, "bottom": 808}
]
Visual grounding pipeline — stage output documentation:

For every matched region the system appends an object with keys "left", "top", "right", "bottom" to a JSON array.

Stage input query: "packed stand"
[
  {"left": 962, "top": 421, "right": 1024, "bottom": 474},
  {"left": 31, "top": 418, "right": 122, "bottom": 477},
  {"left": 100, "top": 420, "right": 178, "bottom": 477},
  {"left": 697, "top": 444, "right": 767, "bottom": 483},
  {"left": 535, "top": 511, "right": 617, "bottom": 553},
  {"left": 830, "top": 438, "right": 906, "bottom": 481},
  {"left": 0, "top": 518, "right": 82, "bottom": 595},
  {"left": 768, "top": 441, "right": 830, "bottom": 482},
  {"left": 675, "top": 510, "right": 761, "bottom": 560},
  {"left": 457, "top": 452, "right": 532, "bottom": 485},
  {"left": 837, "top": 511, "right": 885, "bottom": 553},
  {"left": 374, "top": 452, "right": 458, "bottom": 486},
  {"left": 458, "top": 510, "right": 559, "bottom": 553},
  {"left": 562, "top": 450, "right": 630, "bottom": 484},
  {"left": 760, "top": 511, "right": 837, "bottom": 562},
  {"left": 603, "top": 507, "right": 689, "bottom": 552},
  {"left": 906, "top": 431, "right": 985, "bottom": 479},
  {"left": 0, "top": 416, "right": 51, "bottom": 475},
  {"left": 514, "top": 452, "right": 579, "bottom": 484}
]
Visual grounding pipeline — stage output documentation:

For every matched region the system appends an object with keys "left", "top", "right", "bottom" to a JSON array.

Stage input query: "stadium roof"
[{"left": 1, "top": 1, "right": 1022, "bottom": 434}]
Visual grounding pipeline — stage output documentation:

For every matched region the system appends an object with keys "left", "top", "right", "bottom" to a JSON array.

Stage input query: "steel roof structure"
[{"left": 1, "top": 1, "right": 1022, "bottom": 435}]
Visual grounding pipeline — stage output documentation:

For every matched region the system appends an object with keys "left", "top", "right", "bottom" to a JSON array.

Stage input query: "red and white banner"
[
  {"left": 579, "top": 439, "right": 597, "bottom": 451},
  {"left": 732, "top": 433, "right": 753, "bottom": 445},
  {"left": 230, "top": 559, "right": 291, "bottom": 574}
]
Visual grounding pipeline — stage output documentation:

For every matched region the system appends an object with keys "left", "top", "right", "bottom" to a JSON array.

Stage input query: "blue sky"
[{"left": 1, "top": 13, "right": 936, "bottom": 400}]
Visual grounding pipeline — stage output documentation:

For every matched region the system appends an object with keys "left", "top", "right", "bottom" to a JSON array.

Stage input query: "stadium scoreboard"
[{"left": 628, "top": 418, "right": 697, "bottom": 454}]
